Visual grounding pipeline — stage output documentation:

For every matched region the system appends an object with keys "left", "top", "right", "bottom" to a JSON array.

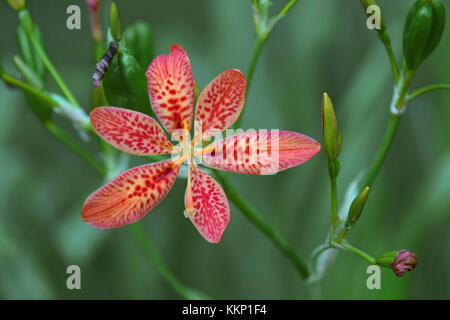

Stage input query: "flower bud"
[
  {"left": 123, "top": 21, "right": 154, "bottom": 69},
  {"left": 102, "top": 47, "right": 152, "bottom": 116},
  {"left": 376, "top": 250, "right": 418, "bottom": 277},
  {"left": 347, "top": 186, "right": 370, "bottom": 225},
  {"left": 403, "top": 0, "right": 446, "bottom": 71},
  {"left": 321, "top": 93, "right": 341, "bottom": 161},
  {"left": 87, "top": 0, "right": 102, "bottom": 43},
  {"left": 391, "top": 250, "right": 419, "bottom": 277},
  {"left": 7, "top": 0, "right": 26, "bottom": 11},
  {"left": 86, "top": 0, "right": 100, "bottom": 12},
  {"left": 109, "top": 2, "right": 123, "bottom": 41},
  {"left": 375, "top": 251, "right": 398, "bottom": 268}
]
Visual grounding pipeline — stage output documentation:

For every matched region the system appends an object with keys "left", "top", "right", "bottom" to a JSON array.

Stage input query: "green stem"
[
  {"left": 215, "top": 171, "right": 309, "bottom": 279},
  {"left": 27, "top": 32, "right": 81, "bottom": 108},
  {"left": 359, "top": 0, "right": 399, "bottom": 82},
  {"left": 44, "top": 121, "right": 105, "bottom": 176},
  {"left": 309, "top": 242, "right": 332, "bottom": 271},
  {"left": 273, "top": 0, "right": 299, "bottom": 23},
  {"left": 407, "top": 83, "right": 450, "bottom": 101},
  {"left": 234, "top": 0, "right": 300, "bottom": 128},
  {"left": 0, "top": 70, "right": 55, "bottom": 106},
  {"left": 384, "top": 41, "right": 399, "bottom": 83},
  {"left": 332, "top": 241, "right": 376, "bottom": 265},
  {"left": 363, "top": 67, "right": 413, "bottom": 187},
  {"left": 234, "top": 40, "right": 264, "bottom": 128},
  {"left": 363, "top": 113, "right": 401, "bottom": 187},
  {"left": 330, "top": 177, "right": 338, "bottom": 240},
  {"left": 130, "top": 223, "right": 203, "bottom": 299}
]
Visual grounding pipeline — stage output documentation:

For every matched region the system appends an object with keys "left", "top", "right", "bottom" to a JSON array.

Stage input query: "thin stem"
[
  {"left": 130, "top": 223, "right": 203, "bottom": 300},
  {"left": 407, "top": 83, "right": 450, "bottom": 101},
  {"left": 0, "top": 70, "right": 55, "bottom": 107},
  {"left": 215, "top": 171, "right": 310, "bottom": 279},
  {"left": 363, "top": 67, "right": 413, "bottom": 187},
  {"left": 383, "top": 40, "right": 399, "bottom": 83},
  {"left": 273, "top": 0, "right": 299, "bottom": 23},
  {"left": 309, "top": 242, "right": 331, "bottom": 271},
  {"left": 44, "top": 121, "right": 105, "bottom": 176},
  {"left": 363, "top": 113, "right": 401, "bottom": 187},
  {"left": 330, "top": 177, "right": 338, "bottom": 240},
  {"left": 27, "top": 33, "right": 81, "bottom": 108},
  {"left": 234, "top": 0, "right": 300, "bottom": 128},
  {"left": 359, "top": 0, "right": 399, "bottom": 82},
  {"left": 332, "top": 241, "right": 376, "bottom": 265},
  {"left": 234, "top": 40, "right": 264, "bottom": 128}
]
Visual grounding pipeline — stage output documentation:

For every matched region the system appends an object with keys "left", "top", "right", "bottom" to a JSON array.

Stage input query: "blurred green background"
[{"left": 0, "top": 0, "right": 449, "bottom": 299}]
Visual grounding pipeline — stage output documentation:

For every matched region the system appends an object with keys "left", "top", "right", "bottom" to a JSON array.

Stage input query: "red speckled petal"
[
  {"left": 193, "top": 69, "right": 246, "bottom": 144},
  {"left": 201, "top": 130, "right": 321, "bottom": 175},
  {"left": 90, "top": 107, "right": 174, "bottom": 156},
  {"left": 81, "top": 159, "right": 179, "bottom": 229},
  {"left": 146, "top": 44, "right": 195, "bottom": 135},
  {"left": 187, "top": 165, "right": 230, "bottom": 243}
]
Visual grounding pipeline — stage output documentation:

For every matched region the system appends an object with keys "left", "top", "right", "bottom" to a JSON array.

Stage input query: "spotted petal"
[
  {"left": 146, "top": 44, "right": 195, "bottom": 136},
  {"left": 82, "top": 159, "right": 179, "bottom": 229},
  {"left": 187, "top": 165, "right": 230, "bottom": 243},
  {"left": 193, "top": 69, "right": 246, "bottom": 144},
  {"left": 201, "top": 130, "right": 321, "bottom": 175},
  {"left": 90, "top": 107, "right": 174, "bottom": 156}
]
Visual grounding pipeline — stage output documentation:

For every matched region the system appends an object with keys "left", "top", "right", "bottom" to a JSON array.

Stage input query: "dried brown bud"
[{"left": 391, "top": 250, "right": 418, "bottom": 277}]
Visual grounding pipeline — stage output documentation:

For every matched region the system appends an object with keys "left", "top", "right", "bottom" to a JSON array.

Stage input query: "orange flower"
[{"left": 82, "top": 45, "right": 321, "bottom": 243}]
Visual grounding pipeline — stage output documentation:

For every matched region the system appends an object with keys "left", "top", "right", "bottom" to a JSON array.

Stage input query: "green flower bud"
[
  {"left": 403, "top": 0, "right": 446, "bottom": 71},
  {"left": 347, "top": 186, "right": 370, "bottom": 225},
  {"left": 123, "top": 21, "right": 154, "bottom": 69},
  {"left": 109, "top": 2, "right": 123, "bottom": 41},
  {"left": 321, "top": 93, "right": 341, "bottom": 161},
  {"left": 7, "top": 0, "right": 26, "bottom": 11},
  {"left": 102, "top": 47, "right": 152, "bottom": 116},
  {"left": 375, "top": 251, "right": 398, "bottom": 268}
]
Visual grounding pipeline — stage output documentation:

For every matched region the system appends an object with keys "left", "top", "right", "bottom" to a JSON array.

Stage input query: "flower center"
[{"left": 171, "top": 120, "right": 193, "bottom": 169}]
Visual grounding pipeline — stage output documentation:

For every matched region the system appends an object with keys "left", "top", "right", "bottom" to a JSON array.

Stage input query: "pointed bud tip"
[
  {"left": 321, "top": 93, "right": 341, "bottom": 161},
  {"left": 109, "top": 2, "right": 123, "bottom": 41},
  {"left": 86, "top": 0, "right": 100, "bottom": 12},
  {"left": 347, "top": 186, "right": 370, "bottom": 224}
]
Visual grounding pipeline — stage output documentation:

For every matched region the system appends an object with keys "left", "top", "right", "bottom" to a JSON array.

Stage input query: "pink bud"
[
  {"left": 86, "top": 0, "right": 102, "bottom": 41},
  {"left": 391, "top": 250, "right": 418, "bottom": 277},
  {"left": 86, "top": 0, "right": 100, "bottom": 12}
]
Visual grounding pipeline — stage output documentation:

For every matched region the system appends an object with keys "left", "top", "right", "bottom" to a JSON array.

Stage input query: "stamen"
[
  {"left": 195, "top": 143, "right": 216, "bottom": 157},
  {"left": 181, "top": 119, "right": 189, "bottom": 131},
  {"left": 184, "top": 165, "right": 196, "bottom": 218},
  {"left": 171, "top": 154, "right": 189, "bottom": 169}
]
